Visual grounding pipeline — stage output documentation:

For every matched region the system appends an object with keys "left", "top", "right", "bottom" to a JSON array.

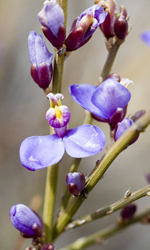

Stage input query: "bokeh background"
[{"left": 1, "top": 0, "right": 150, "bottom": 249}]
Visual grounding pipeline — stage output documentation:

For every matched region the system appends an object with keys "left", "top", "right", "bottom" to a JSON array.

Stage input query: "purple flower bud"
[
  {"left": 28, "top": 31, "right": 53, "bottom": 90},
  {"left": 46, "top": 93, "right": 71, "bottom": 128},
  {"left": 66, "top": 172, "right": 85, "bottom": 196},
  {"left": 114, "top": 118, "right": 139, "bottom": 145},
  {"left": 120, "top": 203, "right": 137, "bottom": 220},
  {"left": 66, "top": 4, "right": 107, "bottom": 51},
  {"left": 114, "top": 15, "right": 128, "bottom": 40},
  {"left": 99, "top": 0, "right": 116, "bottom": 39},
  {"left": 109, "top": 106, "right": 127, "bottom": 129},
  {"left": 41, "top": 243, "right": 55, "bottom": 250},
  {"left": 9, "top": 204, "right": 43, "bottom": 238},
  {"left": 38, "top": 0, "right": 66, "bottom": 49}
]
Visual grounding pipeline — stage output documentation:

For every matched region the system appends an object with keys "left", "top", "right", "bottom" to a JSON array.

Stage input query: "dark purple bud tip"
[
  {"left": 120, "top": 203, "right": 137, "bottom": 220},
  {"left": 66, "top": 172, "right": 85, "bottom": 196},
  {"left": 41, "top": 243, "right": 55, "bottom": 250},
  {"left": 114, "top": 15, "right": 128, "bottom": 40},
  {"left": 9, "top": 204, "right": 43, "bottom": 238},
  {"left": 109, "top": 106, "right": 127, "bottom": 130}
]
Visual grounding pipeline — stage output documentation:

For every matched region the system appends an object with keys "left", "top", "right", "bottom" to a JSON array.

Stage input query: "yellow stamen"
[{"left": 55, "top": 106, "right": 62, "bottom": 120}]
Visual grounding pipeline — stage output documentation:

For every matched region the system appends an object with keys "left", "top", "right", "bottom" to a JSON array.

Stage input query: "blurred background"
[{"left": 0, "top": 0, "right": 150, "bottom": 249}]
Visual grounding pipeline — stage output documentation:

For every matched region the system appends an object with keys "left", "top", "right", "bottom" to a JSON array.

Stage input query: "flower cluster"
[
  {"left": 97, "top": 0, "right": 129, "bottom": 41},
  {"left": 9, "top": 1, "right": 148, "bottom": 249},
  {"left": 28, "top": 1, "right": 107, "bottom": 90}
]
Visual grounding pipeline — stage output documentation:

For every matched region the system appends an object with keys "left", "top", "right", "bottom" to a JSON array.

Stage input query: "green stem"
[
  {"left": 58, "top": 207, "right": 150, "bottom": 250},
  {"left": 53, "top": 110, "right": 150, "bottom": 239},
  {"left": 100, "top": 41, "right": 120, "bottom": 82},
  {"left": 66, "top": 184, "right": 150, "bottom": 230},
  {"left": 52, "top": 0, "right": 68, "bottom": 94},
  {"left": 43, "top": 164, "right": 59, "bottom": 242},
  {"left": 43, "top": 0, "right": 68, "bottom": 242}
]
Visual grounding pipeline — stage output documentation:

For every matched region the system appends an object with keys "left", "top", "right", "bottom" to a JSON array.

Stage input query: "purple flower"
[
  {"left": 19, "top": 93, "right": 105, "bottom": 171},
  {"left": 114, "top": 118, "right": 139, "bottom": 145},
  {"left": 28, "top": 31, "right": 53, "bottom": 90},
  {"left": 65, "top": 4, "right": 107, "bottom": 51},
  {"left": 140, "top": 30, "right": 150, "bottom": 46},
  {"left": 66, "top": 172, "right": 85, "bottom": 196},
  {"left": 70, "top": 78, "right": 131, "bottom": 128},
  {"left": 38, "top": 0, "right": 66, "bottom": 49},
  {"left": 9, "top": 204, "right": 43, "bottom": 238}
]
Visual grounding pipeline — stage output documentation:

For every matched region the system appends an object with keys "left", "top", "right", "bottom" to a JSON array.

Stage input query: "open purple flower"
[
  {"left": 19, "top": 93, "right": 105, "bottom": 171},
  {"left": 65, "top": 4, "right": 107, "bottom": 51},
  {"left": 38, "top": 0, "right": 66, "bottom": 49},
  {"left": 70, "top": 78, "right": 131, "bottom": 128},
  {"left": 140, "top": 30, "right": 150, "bottom": 46},
  {"left": 28, "top": 31, "right": 53, "bottom": 90},
  {"left": 9, "top": 204, "right": 43, "bottom": 238}
]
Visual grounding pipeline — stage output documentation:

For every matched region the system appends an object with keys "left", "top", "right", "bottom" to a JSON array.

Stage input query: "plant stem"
[
  {"left": 52, "top": 0, "right": 68, "bottom": 94},
  {"left": 58, "top": 207, "right": 150, "bottom": 250},
  {"left": 53, "top": 110, "right": 150, "bottom": 239},
  {"left": 43, "top": 164, "right": 59, "bottom": 242},
  {"left": 100, "top": 40, "right": 120, "bottom": 82},
  {"left": 66, "top": 184, "right": 150, "bottom": 230}
]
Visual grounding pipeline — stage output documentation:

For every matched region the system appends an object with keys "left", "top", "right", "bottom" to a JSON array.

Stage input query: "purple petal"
[
  {"left": 38, "top": 0, "right": 64, "bottom": 38},
  {"left": 140, "top": 30, "right": 150, "bottom": 46},
  {"left": 9, "top": 204, "right": 43, "bottom": 238},
  {"left": 63, "top": 124, "right": 105, "bottom": 158},
  {"left": 92, "top": 78, "right": 131, "bottom": 119},
  {"left": 115, "top": 118, "right": 133, "bottom": 141},
  {"left": 28, "top": 31, "right": 53, "bottom": 68},
  {"left": 69, "top": 84, "right": 106, "bottom": 118},
  {"left": 20, "top": 135, "right": 65, "bottom": 170}
]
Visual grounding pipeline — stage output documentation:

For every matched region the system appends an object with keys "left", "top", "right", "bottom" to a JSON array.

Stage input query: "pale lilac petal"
[
  {"left": 69, "top": 84, "right": 106, "bottom": 118},
  {"left": 63, "top": 124, "right": 105, "bottom": 158},
  {"left": 140, "top": 30, "right": 150, "bottom": 46},
  {"left": 20, "top": 135, "right": 65, "bottom": 171},
  {"left": 92, "top": 78, "right": 131, "bottom": 119}
]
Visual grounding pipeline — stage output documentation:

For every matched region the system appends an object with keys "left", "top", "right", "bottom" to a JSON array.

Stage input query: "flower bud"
[
  {"left": 28, "top": 31, "right": 53, "bottom": 90},
  {"left": 114, "top": 15, "right": 128, "bottom": 40},
  {"left": 120, "top": 203, "right": 137, "bottom": 220},
  {"left": 38, "top": 0, "right": 66, "bottom": 49},
  {"left": 66, "top": 4, "right": 107, "bottom": 51},
  {"left": 114, "top": 118, "right": 139, "bottom": 145},
  {"left": 66, "top": 172, "right": 85, "bottom": 196},
  {"left": 99, "top": 0, "right": 116, "bottom": 39},
  {"left": 9, "top": 204, "right": 43, "bottom": 238},
  {"left": 41, "top": 243, "right": 55, "bottom": 250}
]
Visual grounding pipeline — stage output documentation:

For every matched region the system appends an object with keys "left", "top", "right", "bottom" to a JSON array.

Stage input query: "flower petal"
[
  {"left": 92, "top": 78, "right": 131, "bottom": 119},
  {"left": 69, "top": 84, "right": 106, "bottom": 118},
  {"left": 63, "top": 124, "right": 105, "bottom": 158},
  {"left": 19, "top": 135, "right": 65, "bottom": 171}
]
